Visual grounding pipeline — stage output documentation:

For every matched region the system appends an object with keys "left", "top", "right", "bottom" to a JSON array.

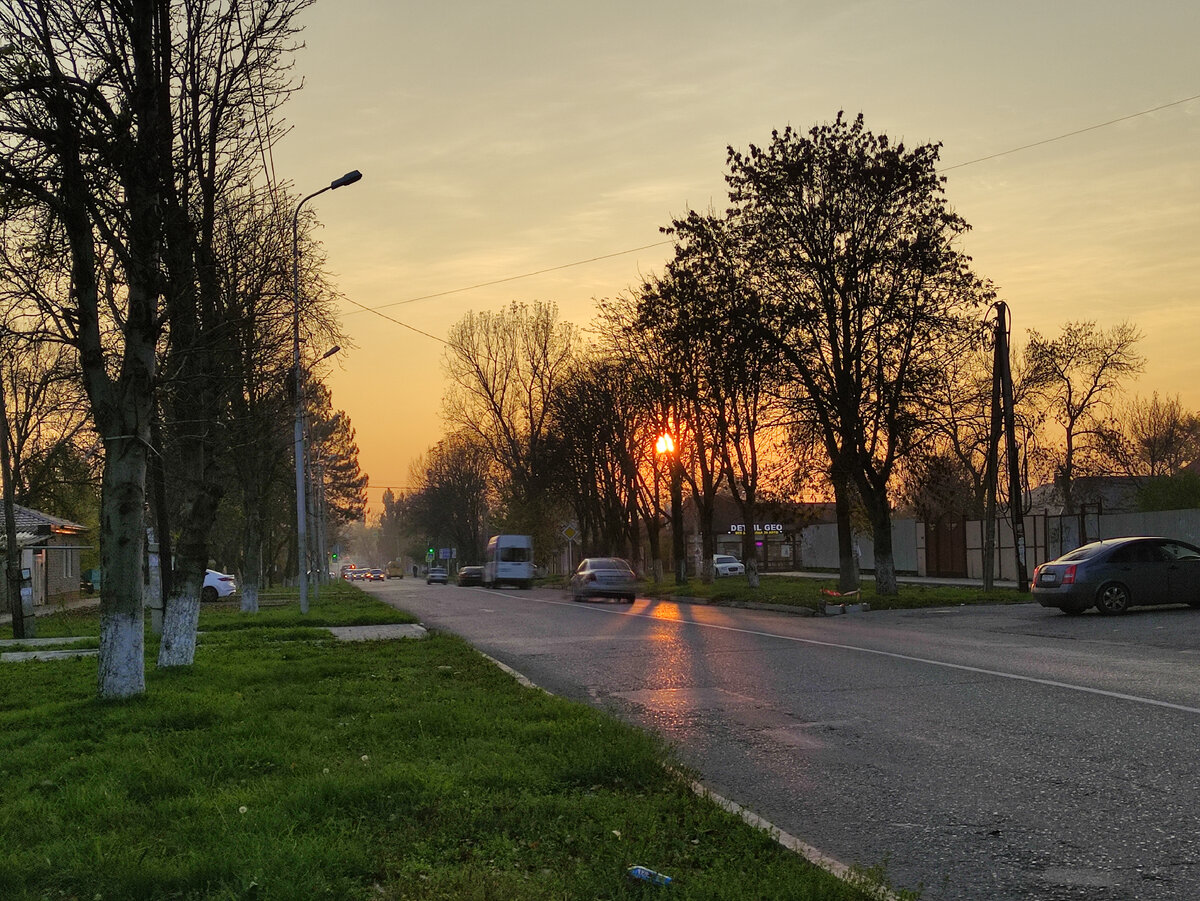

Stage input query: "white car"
[
  {"left": 426, "top": 566, "right": 448, "bottom": 585},
  {"left": 712, "top": 555, "right": 745, "bottom": 577},
  {"left": 203, "top": 569, "right": 237, "bottom": 602}
]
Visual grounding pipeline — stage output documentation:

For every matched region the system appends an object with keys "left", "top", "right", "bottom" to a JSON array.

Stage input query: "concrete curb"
[
  {"left": 327, "top": 624, "right": 428, "bottom": 641},
  {"left": 473, "top": 650, "right": 896, "bottom": 896}
]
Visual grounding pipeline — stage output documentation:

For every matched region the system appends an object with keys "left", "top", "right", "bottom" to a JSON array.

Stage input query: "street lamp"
[
  {"left": 655, "top": 431, "right": 686, "bottom": 585},
  {"left": 293, "top": 171, "right": 361, "bottom": 614}
]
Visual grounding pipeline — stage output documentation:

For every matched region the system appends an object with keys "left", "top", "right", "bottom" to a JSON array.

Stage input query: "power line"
[
  {"left": 939, "top": 91, "right": 1200, "bottom": 172},
  {"left": 346, "top": 240, "right": 672, "bottom": 315},
  {"left": 341, "top": 92, "right": 1200, "bottom": 338}
]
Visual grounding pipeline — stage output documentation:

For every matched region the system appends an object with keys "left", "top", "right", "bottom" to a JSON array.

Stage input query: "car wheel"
[
  {"left": 201, "top": 586, "right": 217, "bottom": 603},
  {"left": 1095, "top": 582, "right": 1131, "bottom": 615},
  {"left": 625, "top": 594, "right": 635, "bottom": 604}
]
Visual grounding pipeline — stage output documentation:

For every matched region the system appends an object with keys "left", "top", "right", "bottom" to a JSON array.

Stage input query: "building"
[{"left": 0, "top": 505, "right": 90, "bottom": 612}]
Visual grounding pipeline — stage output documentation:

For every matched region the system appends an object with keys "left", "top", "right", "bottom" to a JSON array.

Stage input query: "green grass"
[
  {"left": 0, "top": 584, "right": 909, "bottom": 900},
  {"left": 640, "top": 574, "right": 1029, "bottom": 612}
]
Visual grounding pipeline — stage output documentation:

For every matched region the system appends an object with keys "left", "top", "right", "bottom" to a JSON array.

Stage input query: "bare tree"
[
  {"left": 1024, "top": 320, "right": 1144, "bottom": 513},
  {"left": 443, "top": 300, "right": 579, "bottom": 544},
  {"left": 1102, "top": 392, "right": 1200, "bottom": 479}
]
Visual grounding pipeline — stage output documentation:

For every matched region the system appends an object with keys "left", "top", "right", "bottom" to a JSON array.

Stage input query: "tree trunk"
[
  {"left": 241, "top": 496, "right": 263, "bottom": 614},
  {"left": 866, "top": 496, "right": 899, "bottom": 596},
  {"left": 158, "top": 469, "right": 222, "bottom": 667},
  {"left": 831, "top": 465, "right": 858, "bottom": 592},
  {"left": 96, "top": 441, "right": 148, "bottom": 698}
]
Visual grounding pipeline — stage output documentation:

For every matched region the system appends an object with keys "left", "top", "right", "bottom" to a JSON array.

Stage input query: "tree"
[
  {"left": 443, "top": 300, "right": 579, "bottom": 539},
  {"left": 727, "top": 113, "right": 990, "bottom": 595},
  {"left": 406, "top": 433, "right": 491, "bottom": 566},
  {"left": 1103, "top": 392, "right": 1200, "bottom": 479},
  {"left": 1, "top": 0, "right": 175, "bottom": 697},
  {"left": 661, "top": 210, "right": 782, "bottom": 587},
  {"left": 548, "top": 354, "right": 644, "bottom": 564},
  {"left": 1024, "top": 320, "right": 1144, "bottom": 513}
]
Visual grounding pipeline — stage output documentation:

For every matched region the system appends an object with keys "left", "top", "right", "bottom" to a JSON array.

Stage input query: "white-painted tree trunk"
[
  {"left": 158, "top": 593, "right": 200, "bottom": 666},
  {"left": 98, "top": 608, "right": 145, "bottom": 698}
]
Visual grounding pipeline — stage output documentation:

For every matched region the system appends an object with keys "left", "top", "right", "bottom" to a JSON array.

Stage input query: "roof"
[
  {"left": 13, "top": 504, "right": 87, "bottom": 533},
  {"left": 1, "top": 505, "right": 89, "bottom": 550}
]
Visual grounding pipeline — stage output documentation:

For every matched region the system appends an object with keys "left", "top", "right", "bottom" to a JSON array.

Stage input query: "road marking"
[{"left": 506, "top": 593, "right": 1200, "bottom": 716}]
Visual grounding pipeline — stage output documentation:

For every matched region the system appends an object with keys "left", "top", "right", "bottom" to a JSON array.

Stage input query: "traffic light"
[{"left": 332, "top": 550, "right": 339, "bottom": 560}]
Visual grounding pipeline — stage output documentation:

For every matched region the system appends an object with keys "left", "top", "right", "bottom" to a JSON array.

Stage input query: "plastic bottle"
[{"left": 627, "top": 865, "right": 673, "bottom": 886}]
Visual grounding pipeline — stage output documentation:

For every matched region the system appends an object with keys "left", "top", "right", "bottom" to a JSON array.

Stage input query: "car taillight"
[
  {"left": 1061, "top": 564, "right": 1076, "bottom": 585},
  {"left": 1032, "top": 564, "right": 1042, "bottom": 581},
  {"left": 219, "top": 576, "right": 234, "bottom": 583}
]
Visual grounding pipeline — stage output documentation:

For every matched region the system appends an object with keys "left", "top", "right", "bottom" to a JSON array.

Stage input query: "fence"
[{"left": 790, "top": 509, "right": 1200, "bottom": 582}]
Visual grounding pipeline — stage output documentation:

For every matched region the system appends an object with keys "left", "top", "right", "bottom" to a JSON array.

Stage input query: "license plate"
[{"left": 1042, "top": 573, "right": 1057, "bottom": 584}]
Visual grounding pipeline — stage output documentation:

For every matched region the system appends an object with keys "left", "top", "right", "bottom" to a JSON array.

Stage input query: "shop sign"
[{"left": 729, "top": 523, "right": 785, "bottom": 535}]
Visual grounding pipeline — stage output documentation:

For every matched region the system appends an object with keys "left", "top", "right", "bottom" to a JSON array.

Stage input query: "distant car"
[
  {"left": 369, "top": 569, "right": 385, "bottom": 582},
  {"left": 1033, "top": 536, "right": 1200, "bottom": 615},
  {"left": 427, "top": 566, "right": 448, "bottom": 585},
  {"left": 386, "top": 561, "right": 405, "bottom": 579},
  {"left": 713, "top": 554, "right": 745, "bottom": 577},
  {"left": 457, "top": 565, "right": 484, "bottom": 586},
  {"left": 569, "top": 557, "right": 637, "bottom": 603},
  {"left": 350, "top": 569, "right": 367, "bottom": 581},
  {"left": 203, "top": 569, "right": 237, "bottom": 603}
]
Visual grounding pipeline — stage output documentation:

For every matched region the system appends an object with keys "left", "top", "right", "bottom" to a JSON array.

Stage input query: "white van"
[{"left": 484, "top": 534, "right": 534, "bottom": 589}]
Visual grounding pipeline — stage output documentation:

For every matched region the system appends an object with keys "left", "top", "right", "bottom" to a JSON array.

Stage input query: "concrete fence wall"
[{"left": 791, "top": 509, "right": 1200, "bottom": 579}]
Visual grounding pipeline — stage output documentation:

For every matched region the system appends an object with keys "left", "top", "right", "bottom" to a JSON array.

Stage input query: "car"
[
  {"left": 369, "top": 568, "right": 386, "bottom": 581},
  {"left": 1032, "top": 536, "right": 1200, "bottom": 615},
  {"left": 350, "top": 568, "right": 367, "bottom": 581},
  {"left": 202, "top": 569, "right": 237, "bottom": 603},
  {"left": 426, "top": 566, "right": 448, "bottom": 585},
  {"left": 569, "top": 557, "right": 637, "bottom": 603},
  {"left": 385, "top": 561, "right": 405, "bottom": 579},
  {"left": 713, "top": 554, "right": 745, "bottom": 577},
  {"left": 457, "top": 565, "right": 484, "bottom": 586}
]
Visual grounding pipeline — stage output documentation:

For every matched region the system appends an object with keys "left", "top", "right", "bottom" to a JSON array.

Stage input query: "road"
[{"left": 365, "top": 578, "right": 1200, "bottom": 900}]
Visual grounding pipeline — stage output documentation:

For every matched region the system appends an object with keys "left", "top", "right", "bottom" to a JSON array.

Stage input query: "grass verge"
[
  {"left": 0, "top": 583, "right": 910, "bottom": 900},
  {"left": 641, "top": 574, "right": 1029, "bottom": 612}
]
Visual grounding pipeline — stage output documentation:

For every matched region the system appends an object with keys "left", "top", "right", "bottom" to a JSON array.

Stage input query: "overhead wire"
[{"left": 339, "top": 92, "right": 1200, "bottom": 338}]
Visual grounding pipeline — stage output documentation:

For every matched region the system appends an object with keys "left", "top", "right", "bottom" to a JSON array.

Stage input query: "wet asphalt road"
[{"left": 365, "top": 579, "right": 1200, "bottom": 900}]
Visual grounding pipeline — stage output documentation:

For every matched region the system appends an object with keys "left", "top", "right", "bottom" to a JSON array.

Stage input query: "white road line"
[{"left": 508, "top": 593, "right": 1200, "bottom": 716}]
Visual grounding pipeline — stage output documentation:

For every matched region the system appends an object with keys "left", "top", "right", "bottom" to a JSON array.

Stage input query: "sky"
[{"left": 270, "top": 0, "right": 1200, "bottom": 517}]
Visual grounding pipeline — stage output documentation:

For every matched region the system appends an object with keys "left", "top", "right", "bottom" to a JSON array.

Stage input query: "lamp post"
[
  {"left": 305, "top": 349, "right": 341, "bottom": 605},
  {"left": 656, "top": 431, "right": 686, "bottom": 585},
  {"left": 293, "top": 170, "right": 361, "bottom": 614}
]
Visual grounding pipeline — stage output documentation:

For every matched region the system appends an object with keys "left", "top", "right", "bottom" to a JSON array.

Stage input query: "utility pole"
[
  {"left": 996, "top": 303, "right": 1029, "bottom": 592},
  {"left": 985, "top": 302, "right": 1029, "bottom": 592}
]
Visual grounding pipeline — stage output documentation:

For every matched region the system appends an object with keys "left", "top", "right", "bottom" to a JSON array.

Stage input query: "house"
[{"left": 0, "top": 505, "right": 91, "bottom": 613}]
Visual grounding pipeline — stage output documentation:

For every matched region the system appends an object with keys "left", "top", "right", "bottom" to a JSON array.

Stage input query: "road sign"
[
  {"left": 439, "top": 548, "right": 451, "bottom": 560},
  {"left": 562, "top": 526, "right": 579, "bottom": 542}
]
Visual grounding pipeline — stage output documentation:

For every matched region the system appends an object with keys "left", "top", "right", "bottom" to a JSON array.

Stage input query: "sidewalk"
[
  {"left": 770, "top": 570, "right": 1020, "bottom": 590},
  {"left": 0, "top": 595, "right": 101, "bottom": 627}
]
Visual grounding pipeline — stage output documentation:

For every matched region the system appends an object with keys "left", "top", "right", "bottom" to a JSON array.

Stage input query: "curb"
[{"left": 474, "top": 650, "right": 899, "bottom": 897}]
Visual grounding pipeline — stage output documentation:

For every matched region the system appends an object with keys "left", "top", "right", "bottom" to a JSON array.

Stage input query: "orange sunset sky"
[{"left": 270, "top": 1, "right": 1200, "bottom": 518}]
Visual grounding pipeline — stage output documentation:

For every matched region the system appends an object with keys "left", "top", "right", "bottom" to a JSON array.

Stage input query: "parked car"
[
  {"left": 385, "top": 561, "right": 405, "bottom": 579},
  {"left": 202, "top": 569, "right": 237, "bottom": 603},
  {"left": 457, "top": 565, "right": 484, "bottom": 586},
  {"left": 1033, "top": 536, "right": 1200, "bottom": 615},
  {"left": 569, "top": 557, "right": 637, "bottom": 603},
  {"left": 426, "top": 566, "right": 448, "bottom": 585},
  {"left": 713, "top": 554, "right": 745, "bottom": 577}
]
